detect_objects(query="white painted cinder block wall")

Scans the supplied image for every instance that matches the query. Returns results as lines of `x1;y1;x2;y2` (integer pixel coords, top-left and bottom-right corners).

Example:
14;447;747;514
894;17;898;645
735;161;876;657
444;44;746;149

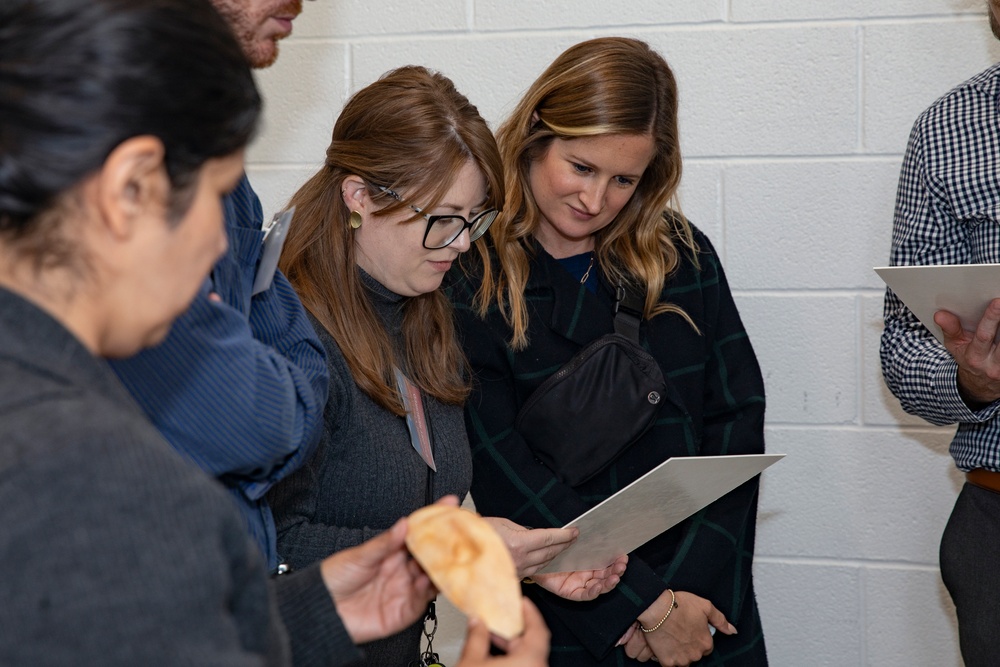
247;1;1000;665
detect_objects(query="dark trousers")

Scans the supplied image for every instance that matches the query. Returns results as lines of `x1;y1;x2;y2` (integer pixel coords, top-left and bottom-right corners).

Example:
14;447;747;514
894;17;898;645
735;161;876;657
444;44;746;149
940;482;1000;667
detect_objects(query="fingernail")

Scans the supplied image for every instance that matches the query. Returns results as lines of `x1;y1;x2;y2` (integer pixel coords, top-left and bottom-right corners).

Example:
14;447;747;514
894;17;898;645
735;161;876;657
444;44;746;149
728;623;738;635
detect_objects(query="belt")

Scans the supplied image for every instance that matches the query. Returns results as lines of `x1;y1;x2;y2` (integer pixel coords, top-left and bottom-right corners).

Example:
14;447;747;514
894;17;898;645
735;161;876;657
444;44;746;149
966;468;1000;494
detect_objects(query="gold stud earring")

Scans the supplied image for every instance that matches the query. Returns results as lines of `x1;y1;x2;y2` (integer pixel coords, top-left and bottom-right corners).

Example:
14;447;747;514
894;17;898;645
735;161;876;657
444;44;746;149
349;211;362;229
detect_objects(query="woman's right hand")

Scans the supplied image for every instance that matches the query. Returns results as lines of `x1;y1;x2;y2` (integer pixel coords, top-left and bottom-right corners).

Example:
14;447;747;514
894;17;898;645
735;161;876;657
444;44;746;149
481;517;578;578
638;590;736;666
456;598;550;667
621;622;656;662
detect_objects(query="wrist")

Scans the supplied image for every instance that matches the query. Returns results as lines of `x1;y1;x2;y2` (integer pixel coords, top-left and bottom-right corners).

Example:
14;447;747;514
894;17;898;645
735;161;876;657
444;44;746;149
639;589;676;633
319;556;357;630
956;367;1000;409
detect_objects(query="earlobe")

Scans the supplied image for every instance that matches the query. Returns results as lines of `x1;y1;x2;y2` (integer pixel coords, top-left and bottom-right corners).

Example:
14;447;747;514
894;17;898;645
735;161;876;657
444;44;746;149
95;135;168;240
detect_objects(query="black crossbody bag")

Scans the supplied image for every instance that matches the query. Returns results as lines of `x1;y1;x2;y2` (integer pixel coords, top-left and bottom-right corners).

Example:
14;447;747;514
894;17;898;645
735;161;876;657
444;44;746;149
514;282;667;487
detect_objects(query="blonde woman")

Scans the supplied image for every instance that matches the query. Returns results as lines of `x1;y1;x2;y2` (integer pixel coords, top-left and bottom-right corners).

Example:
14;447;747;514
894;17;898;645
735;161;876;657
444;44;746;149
451;38;768;666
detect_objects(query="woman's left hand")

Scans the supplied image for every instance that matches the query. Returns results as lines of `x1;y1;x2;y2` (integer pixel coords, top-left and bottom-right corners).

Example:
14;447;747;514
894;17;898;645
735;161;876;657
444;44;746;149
640;590;735;666
531;554;628;601
482;517;578;577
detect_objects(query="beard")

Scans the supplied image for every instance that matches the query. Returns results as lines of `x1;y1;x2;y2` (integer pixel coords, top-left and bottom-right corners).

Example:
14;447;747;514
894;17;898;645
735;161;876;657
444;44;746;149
210;0;303;69
991;1;1000;41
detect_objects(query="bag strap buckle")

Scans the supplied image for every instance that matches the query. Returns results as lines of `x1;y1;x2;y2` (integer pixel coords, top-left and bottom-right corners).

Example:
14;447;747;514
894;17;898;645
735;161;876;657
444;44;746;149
614;281;644;342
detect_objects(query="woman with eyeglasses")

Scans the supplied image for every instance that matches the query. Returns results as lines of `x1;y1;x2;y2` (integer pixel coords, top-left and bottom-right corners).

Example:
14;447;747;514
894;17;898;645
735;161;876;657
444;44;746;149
268;65;626;666
450;38;768;666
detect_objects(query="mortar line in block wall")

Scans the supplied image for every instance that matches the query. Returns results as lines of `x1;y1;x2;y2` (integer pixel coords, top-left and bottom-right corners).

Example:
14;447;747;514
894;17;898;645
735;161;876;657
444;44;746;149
731;289;889;298
754;556;941;572
343;42;352;98
855;294;866;428
717;14;984;29
857;23;866;152
283;14;988;45
761;423;952;436
719;165;728;264
684;154;904;164
859;566;868;665
248;154;906;168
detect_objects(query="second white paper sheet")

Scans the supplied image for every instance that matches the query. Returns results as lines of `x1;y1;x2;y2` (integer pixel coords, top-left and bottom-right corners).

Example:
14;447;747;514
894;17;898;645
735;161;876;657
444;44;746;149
537;453;783;574
875;263;1000;345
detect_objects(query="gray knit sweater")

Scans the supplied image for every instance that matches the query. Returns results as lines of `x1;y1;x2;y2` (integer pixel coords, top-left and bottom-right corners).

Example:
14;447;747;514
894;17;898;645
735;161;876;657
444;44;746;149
270;271;473;666
0;287;360;667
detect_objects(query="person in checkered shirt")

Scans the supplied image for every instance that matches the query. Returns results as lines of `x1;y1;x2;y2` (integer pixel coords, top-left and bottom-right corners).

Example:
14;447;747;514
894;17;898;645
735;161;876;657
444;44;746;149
881;3;1000;665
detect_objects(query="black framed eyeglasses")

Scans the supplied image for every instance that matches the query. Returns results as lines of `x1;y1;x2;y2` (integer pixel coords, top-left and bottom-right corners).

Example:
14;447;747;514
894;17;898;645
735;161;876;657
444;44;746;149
375;185;499;250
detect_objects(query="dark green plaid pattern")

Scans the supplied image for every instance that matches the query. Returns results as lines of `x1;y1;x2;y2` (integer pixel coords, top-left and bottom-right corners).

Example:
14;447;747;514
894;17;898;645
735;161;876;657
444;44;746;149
449;225;768;665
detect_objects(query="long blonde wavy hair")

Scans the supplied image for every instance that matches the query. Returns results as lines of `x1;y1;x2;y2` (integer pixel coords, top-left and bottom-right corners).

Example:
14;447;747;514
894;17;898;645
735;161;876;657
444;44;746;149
473;37;698;349
280;66;504;414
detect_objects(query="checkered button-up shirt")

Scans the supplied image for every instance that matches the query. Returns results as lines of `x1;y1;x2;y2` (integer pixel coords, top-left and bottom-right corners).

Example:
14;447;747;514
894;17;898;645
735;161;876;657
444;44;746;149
881;61;1000;472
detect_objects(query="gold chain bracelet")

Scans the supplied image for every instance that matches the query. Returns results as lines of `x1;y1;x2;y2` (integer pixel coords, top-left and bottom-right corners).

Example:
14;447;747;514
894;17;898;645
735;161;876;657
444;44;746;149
639;589;677;633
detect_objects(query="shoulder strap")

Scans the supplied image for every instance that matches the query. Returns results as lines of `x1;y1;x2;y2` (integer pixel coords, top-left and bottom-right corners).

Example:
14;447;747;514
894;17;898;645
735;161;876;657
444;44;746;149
613;281;645;342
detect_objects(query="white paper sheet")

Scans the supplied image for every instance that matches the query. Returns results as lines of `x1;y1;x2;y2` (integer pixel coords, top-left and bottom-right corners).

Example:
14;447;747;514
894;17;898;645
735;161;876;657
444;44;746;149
536;453;784;574
252;206;295;296
875;263;1000;345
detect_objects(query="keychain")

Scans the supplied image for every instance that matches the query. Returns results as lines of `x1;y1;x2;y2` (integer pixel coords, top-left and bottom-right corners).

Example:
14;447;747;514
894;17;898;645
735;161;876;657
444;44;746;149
408;601;446;667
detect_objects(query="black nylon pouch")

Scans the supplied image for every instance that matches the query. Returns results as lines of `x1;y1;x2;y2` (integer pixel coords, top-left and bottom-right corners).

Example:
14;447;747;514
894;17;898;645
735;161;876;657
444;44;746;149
514;283;666;486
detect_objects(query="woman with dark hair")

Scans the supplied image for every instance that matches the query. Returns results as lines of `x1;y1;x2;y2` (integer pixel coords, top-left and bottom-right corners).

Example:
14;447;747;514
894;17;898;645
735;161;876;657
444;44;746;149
0;2;554;665
269;65;624;665
451;37;768;666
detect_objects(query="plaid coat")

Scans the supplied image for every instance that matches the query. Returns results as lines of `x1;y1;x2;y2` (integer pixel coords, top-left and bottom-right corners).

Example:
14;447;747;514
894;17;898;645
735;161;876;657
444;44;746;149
449;226;768;666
